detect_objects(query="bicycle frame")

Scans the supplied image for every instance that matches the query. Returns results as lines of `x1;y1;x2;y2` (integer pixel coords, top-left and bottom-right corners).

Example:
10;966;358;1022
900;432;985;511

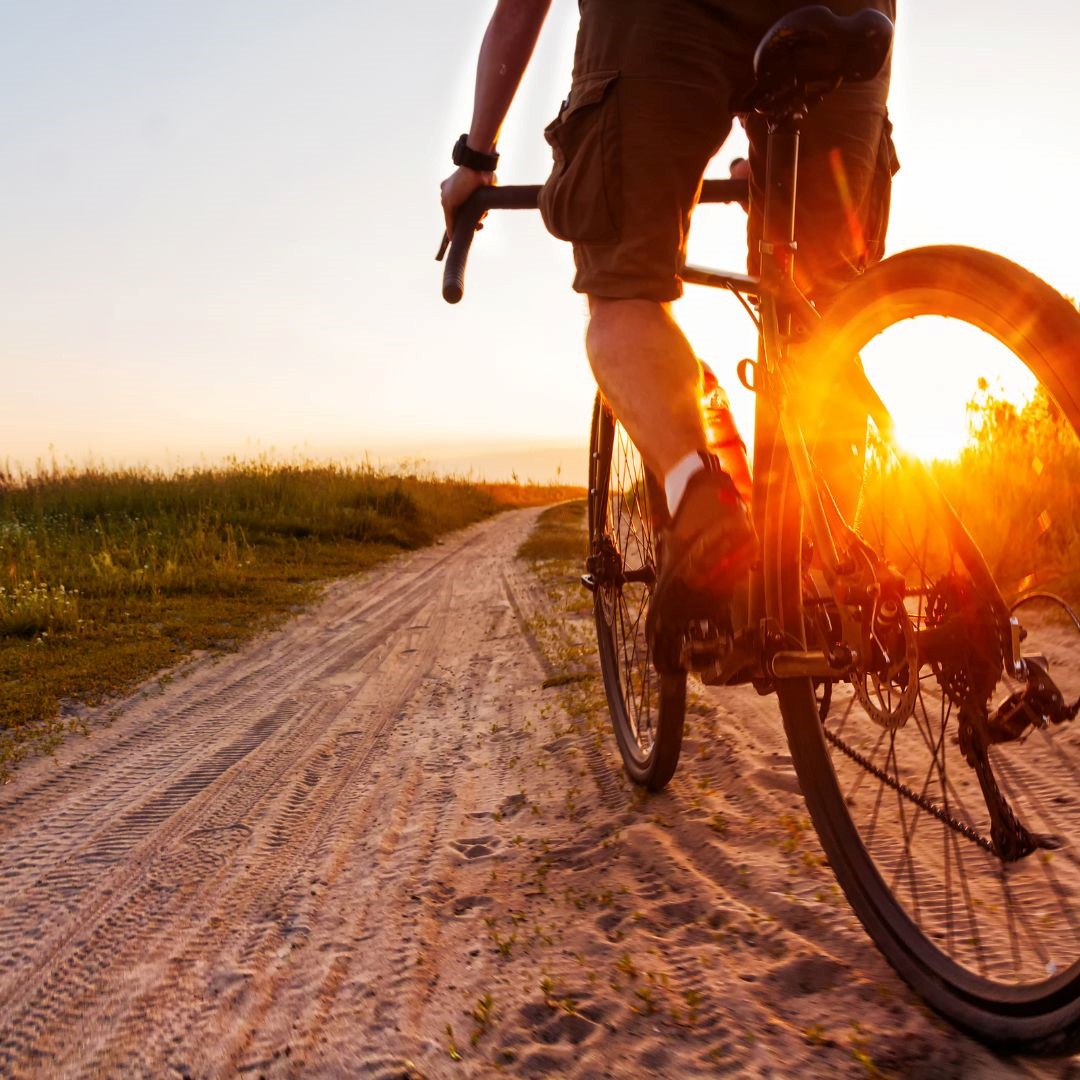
684;117;1026;688
436;124;1026;689
683;117;859;683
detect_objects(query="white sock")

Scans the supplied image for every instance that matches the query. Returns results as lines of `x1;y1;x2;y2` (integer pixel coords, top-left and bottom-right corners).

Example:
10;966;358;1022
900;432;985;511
665;450;706;517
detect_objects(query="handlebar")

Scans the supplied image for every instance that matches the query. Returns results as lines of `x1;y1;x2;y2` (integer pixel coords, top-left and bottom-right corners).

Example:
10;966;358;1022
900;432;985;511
436;178;749;304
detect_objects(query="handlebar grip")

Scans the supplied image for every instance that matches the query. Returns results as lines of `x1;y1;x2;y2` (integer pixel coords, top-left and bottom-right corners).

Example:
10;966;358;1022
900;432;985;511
442;209;478;304
439;185;541;304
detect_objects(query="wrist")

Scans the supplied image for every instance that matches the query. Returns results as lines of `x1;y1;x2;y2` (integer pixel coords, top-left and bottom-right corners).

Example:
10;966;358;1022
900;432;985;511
452;133;499;173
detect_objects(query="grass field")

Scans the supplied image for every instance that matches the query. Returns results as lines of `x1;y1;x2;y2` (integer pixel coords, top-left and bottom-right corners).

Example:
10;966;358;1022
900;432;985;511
858;384;1080;607
0;460;583;778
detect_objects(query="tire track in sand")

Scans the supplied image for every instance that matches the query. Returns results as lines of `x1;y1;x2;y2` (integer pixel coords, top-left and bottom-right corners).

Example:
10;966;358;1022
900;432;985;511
0;505;1070;1078
0;511;538;1077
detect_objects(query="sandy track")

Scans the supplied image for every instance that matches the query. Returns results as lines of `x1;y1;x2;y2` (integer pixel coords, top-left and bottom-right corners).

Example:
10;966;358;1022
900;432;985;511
0;508;1073;1078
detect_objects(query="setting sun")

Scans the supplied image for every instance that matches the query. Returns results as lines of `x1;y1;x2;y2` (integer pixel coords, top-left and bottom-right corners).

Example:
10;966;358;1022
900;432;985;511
858;315;1039;462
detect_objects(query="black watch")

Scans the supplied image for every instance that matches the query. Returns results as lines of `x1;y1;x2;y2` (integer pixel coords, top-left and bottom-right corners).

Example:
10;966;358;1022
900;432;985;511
452;134;499;173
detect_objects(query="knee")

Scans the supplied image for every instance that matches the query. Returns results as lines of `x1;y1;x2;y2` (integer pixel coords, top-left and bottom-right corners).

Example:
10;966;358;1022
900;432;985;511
586;296;670;344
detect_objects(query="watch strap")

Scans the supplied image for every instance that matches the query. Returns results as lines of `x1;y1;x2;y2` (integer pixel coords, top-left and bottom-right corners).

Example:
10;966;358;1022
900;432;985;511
452;133;499;172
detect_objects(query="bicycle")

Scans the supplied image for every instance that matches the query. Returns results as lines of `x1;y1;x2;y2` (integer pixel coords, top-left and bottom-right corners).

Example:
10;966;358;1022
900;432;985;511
438;7;1080;1054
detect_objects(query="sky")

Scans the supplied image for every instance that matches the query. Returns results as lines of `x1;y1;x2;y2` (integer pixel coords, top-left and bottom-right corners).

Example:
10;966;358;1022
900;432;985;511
2;2;1078;482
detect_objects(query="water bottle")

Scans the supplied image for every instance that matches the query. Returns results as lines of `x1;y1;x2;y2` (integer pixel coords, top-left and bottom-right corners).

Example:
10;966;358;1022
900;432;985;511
700;360;753;506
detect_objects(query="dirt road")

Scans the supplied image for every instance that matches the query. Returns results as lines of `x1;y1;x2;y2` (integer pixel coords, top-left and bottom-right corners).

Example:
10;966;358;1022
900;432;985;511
0;509;1072;1077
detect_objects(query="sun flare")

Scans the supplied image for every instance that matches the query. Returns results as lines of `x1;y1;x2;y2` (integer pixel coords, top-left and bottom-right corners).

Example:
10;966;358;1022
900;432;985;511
860;315;1038;462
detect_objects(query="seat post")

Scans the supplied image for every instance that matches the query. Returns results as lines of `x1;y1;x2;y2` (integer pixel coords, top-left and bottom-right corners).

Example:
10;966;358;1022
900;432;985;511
760;118;800;303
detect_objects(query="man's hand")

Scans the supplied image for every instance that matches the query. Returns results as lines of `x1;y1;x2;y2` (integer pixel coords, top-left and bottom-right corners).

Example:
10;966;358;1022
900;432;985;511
438;0;550;241
440;165;495;240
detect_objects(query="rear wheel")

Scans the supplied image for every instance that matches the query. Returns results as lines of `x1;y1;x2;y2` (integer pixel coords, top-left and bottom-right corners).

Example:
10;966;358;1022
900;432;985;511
769;247;1080;1052
588;394;686;790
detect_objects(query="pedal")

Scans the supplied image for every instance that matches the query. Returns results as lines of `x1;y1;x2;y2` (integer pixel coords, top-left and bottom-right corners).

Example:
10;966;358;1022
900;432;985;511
680;619;734;674
701;628;759;686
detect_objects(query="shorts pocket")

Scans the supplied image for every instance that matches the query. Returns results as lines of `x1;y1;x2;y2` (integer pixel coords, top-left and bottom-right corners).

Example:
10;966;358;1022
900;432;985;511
864;112;899;266
538;70;621;243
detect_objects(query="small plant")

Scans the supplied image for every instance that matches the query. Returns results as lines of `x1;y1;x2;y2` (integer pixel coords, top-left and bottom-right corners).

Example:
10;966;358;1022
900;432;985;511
849;1030;882;1077
532;924;554;946
492;930;516;959
445;1023;462;1061
0;581;79;638
469;993;495;1045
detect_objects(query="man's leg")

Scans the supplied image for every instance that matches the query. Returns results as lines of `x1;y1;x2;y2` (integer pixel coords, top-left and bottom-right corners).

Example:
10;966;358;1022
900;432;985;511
540;0;740;494
587;292;755;656
585;297;707;481
538;1;756;637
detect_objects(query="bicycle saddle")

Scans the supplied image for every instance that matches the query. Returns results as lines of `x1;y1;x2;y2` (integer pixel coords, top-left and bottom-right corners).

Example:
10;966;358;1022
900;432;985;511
743;5;894;118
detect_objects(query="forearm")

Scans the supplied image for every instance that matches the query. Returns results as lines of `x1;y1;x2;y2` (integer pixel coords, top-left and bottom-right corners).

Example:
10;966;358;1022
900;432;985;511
466;0;552;153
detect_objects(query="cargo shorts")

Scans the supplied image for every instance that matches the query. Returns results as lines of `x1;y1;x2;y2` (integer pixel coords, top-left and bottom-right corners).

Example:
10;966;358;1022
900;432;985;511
538;0;898;306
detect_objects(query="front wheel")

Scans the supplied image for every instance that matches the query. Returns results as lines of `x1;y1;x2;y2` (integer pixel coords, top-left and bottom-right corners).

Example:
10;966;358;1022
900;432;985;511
769;247;1080;1052
588;394;686;790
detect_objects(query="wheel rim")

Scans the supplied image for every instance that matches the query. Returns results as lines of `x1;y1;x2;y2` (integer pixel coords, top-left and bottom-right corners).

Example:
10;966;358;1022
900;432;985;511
594;414;662;763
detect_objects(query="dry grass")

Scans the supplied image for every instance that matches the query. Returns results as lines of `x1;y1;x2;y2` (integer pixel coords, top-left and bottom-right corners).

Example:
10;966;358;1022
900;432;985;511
934;384;1079;603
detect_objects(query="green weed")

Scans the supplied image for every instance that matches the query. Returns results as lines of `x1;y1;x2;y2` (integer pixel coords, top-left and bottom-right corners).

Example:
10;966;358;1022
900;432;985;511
0;460;581;778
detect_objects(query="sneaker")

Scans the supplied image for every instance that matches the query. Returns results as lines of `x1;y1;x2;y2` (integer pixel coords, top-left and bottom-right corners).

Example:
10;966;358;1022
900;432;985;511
647;464;757;673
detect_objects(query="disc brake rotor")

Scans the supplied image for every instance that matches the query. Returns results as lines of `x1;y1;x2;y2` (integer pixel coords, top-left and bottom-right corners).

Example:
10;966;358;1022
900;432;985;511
853;602;919;729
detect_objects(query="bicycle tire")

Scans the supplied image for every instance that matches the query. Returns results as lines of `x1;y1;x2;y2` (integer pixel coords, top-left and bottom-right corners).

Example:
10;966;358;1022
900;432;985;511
588;393;687;790
767;246;1080;1052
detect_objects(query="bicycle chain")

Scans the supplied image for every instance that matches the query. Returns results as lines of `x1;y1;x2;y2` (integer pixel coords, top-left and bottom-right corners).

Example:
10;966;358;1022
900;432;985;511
822;724;995;854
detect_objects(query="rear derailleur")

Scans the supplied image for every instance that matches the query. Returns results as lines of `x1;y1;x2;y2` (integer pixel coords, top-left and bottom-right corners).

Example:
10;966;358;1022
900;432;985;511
951;616;1078;862
957;688;1070;861
986;656;1079;743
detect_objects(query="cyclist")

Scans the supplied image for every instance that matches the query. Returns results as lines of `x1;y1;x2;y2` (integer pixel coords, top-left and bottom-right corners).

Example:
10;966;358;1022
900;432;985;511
440;0;897;643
